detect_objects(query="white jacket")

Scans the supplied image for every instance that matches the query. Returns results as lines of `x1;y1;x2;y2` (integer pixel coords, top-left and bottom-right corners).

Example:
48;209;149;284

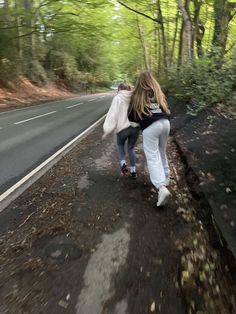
103;90;138;136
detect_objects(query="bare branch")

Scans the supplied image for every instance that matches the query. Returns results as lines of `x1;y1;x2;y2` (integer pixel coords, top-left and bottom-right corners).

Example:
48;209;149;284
225;41;236;55
228;2;236;9
0;25;24;30
36;0;52;11
56;12;80;17
229;10;236;21
117;1;161;24
14;30;38;38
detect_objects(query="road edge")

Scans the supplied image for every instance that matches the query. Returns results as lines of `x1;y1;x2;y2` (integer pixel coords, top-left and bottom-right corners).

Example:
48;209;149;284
173;137;236;264
0;114;106;212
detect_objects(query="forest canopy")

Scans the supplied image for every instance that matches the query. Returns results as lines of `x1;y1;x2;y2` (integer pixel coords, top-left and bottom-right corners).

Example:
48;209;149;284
0;0;235;111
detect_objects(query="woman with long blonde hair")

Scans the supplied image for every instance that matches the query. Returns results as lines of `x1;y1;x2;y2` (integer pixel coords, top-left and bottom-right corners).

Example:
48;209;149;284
129;71;171;206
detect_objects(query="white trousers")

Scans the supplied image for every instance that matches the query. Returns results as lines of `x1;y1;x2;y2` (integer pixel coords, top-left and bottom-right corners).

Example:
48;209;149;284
143;119;170;189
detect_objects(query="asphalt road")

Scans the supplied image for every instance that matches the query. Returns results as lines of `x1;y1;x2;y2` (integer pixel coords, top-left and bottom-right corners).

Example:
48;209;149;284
0;93;114;195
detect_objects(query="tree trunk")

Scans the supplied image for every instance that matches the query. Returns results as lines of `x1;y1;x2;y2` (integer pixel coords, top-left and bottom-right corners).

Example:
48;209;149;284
177;17;184;67
196;22;205;58
157;25;162;75
156;0;168;76
170;10;179;67
153;22;158;75
3;0;9;8
178;0;192;64
136;16;150;71
212;0;236;60
23;0;35;58
15;0;23;65
192;0;202;59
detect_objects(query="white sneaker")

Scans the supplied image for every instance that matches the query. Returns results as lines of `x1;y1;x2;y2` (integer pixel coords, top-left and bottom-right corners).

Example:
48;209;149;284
156;186;171;207
165;177;170;186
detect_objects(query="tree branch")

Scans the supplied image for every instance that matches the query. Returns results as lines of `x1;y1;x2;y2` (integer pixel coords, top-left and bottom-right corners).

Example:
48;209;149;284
14;30;38;38
225;40;236;55
117;1;161;24
0;25;24;30
229;10;236;21
228;2;236;9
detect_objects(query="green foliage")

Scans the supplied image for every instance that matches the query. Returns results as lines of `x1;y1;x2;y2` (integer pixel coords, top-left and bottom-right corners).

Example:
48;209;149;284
45;50;80;90
168;54;236;113
0;58;20;88
24;60;48;86
0;0;235;107
0;24;20;87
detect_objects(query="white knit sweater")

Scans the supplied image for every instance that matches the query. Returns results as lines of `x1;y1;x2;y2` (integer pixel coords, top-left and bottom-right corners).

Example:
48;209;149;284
103;90;138;136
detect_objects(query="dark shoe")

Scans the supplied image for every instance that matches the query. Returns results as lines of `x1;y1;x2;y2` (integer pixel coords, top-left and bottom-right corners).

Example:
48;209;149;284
121;164;128;176
130;172;137;179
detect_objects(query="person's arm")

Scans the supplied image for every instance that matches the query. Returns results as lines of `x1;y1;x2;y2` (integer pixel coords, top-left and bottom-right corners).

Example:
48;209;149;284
102;96;119;138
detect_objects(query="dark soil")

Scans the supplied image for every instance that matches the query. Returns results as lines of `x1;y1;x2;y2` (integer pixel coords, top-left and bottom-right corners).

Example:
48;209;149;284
172;108;236;260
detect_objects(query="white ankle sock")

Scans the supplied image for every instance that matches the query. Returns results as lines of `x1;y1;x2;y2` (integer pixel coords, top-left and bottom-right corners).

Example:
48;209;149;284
129;166;136;173
120;160;126;167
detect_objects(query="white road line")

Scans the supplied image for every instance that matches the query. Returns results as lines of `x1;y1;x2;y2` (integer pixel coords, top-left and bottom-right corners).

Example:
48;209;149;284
88;98;96;102
66;103;83;109
99;96;105;98
0;114;106;210
0;96;83;115
14;111;57;125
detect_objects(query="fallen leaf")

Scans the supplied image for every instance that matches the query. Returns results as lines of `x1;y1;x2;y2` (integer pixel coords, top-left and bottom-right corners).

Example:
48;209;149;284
204;263;210;272
58;300;68;309
193;239;198;247
182;270;190;281
150;301;155;312
177;207;186;214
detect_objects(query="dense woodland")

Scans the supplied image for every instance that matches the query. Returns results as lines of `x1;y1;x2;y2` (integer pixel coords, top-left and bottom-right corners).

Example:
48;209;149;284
0;0;236;112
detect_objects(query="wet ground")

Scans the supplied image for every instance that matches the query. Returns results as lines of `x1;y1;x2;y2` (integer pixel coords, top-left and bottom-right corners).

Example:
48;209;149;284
0;123;236;314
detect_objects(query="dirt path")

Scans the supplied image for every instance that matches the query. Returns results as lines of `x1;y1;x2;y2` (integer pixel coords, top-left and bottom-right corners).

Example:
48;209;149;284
0;124;235;314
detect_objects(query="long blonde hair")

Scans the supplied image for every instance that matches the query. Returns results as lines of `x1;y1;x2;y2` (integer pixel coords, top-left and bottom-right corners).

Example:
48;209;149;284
130;71;170;119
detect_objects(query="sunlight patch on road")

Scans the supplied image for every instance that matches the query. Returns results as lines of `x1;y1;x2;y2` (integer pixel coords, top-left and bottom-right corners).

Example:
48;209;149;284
76;226;130;314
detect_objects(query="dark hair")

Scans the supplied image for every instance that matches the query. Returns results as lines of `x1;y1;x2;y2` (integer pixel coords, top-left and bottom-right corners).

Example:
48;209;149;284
118;82;131;91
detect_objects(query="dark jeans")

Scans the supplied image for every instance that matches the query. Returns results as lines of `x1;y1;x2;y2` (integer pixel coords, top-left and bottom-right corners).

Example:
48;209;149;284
116;126;139;167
